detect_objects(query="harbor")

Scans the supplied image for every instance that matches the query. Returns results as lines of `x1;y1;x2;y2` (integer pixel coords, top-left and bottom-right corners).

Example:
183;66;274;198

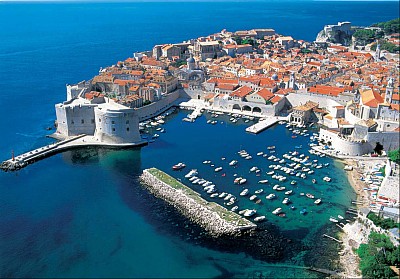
245;117;281;134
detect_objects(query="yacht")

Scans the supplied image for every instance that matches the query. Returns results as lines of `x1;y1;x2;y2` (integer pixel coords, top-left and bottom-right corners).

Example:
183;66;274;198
323;176;331;182
249;195;258;201
272;208;282;215
244;209;257;217
250;166;258;172
254;216;266;222
172;162;186;170
285;190;293;195
240;189;249;196
239;178;247;185
282;197;290;204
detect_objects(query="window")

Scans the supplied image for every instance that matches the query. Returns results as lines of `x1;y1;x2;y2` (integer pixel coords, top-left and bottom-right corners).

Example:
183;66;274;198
112;128;115;132
126;120;129;124
81;119;84;124
71;120;74;124
112;121;115;124
127;128;129;132
99;118;101;122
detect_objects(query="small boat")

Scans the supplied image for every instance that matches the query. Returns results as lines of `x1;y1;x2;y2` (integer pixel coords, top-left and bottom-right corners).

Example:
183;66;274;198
338;215;344;220
277;213;286;217
224;194;233;201
254;216;266;222
245;156;252;160
239;178;247;185
267;146;276;150
203;160;211;164
314;198;322;205
290;180;297;185
229;160;238;166
172;163;186;170
218;192;227;198
231;206;238;212
329;217;339;223
244;209;257;217
255;189;264;194
300;208;307;215
266;193;276;200
257;152;264;156
306;193;314;199
249;195;258;201
282;197;290;204
323;176;331;182
285;190;293;195
240;189;249;196
312;179;316;184
258;179;268;184
189;176;198;182
215;167;223;172
250;166;258;172
272;207;282;215
210;193;219;198
290;205;296;210
185;169;198;178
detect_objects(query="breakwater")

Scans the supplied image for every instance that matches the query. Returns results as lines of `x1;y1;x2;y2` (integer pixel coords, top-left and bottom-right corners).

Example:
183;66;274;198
140;168;256;237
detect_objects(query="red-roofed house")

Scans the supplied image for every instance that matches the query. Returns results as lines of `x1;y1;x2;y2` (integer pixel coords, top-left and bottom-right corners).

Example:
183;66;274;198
245;88;274;104
230;86;254;101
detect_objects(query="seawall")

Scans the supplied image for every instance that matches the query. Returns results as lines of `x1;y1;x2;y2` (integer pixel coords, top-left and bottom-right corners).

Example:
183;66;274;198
140;168;257;237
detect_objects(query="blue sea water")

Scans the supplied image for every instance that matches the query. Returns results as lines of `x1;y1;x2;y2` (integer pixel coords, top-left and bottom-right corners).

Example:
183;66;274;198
0;1;399;278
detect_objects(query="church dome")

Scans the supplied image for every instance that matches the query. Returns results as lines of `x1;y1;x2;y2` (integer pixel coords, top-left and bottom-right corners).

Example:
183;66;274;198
272;73;278;81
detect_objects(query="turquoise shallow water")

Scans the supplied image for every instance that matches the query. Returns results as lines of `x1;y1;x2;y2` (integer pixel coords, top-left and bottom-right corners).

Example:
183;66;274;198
0;1;398;277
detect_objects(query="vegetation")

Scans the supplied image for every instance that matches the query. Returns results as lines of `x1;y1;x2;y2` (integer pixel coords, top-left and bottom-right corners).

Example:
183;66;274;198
357;232;400;279
353;29;376;45
371;40;400;53
367;212;400;230
372;18;400;35
171;60;187;68
388;148;400;164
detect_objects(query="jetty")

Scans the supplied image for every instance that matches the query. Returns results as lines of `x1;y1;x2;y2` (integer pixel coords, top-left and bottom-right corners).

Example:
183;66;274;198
1;134;147;172
246;117;279;134
140;168;257;237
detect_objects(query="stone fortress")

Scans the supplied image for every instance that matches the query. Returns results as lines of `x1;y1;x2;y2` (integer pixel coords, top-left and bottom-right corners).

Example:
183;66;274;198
52;27;399;156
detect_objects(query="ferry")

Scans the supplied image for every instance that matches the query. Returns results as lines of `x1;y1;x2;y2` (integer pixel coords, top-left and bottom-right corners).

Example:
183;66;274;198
185;169;198;178
314;198;322;205
240;189;249;196
272;208;282;215
254;216;266;222
172;163;186;170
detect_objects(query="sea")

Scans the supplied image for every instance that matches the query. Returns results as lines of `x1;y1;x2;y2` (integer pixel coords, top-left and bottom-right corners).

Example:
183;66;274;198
0;1;399;278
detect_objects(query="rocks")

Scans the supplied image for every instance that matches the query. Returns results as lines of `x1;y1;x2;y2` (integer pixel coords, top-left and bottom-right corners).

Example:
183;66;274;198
140;169;256;237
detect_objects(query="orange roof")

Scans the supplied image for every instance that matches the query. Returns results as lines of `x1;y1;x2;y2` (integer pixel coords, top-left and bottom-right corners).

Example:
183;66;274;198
392;94;400;101
114;79;131;86
308;85;345;97
230;86;253;98
255;88;274;100
217;83;237;91
360;89;384;108
270;95;281;104
390;104;399;111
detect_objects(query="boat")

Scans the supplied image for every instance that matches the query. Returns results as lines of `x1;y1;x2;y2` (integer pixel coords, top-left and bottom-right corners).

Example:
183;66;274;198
215;167;223;172
338;215;344;220
323;176;331;182
314;198;322;205
224;194;233;201
265;193;276;200
258;179;268;184
329;217;339;223
210;193;219;198
239;178;247;185
203;160;211;164
277;213;286;217
231;206;238;212
229;160;238;166
272;208;282;215
172;163;186;170
267;146;275;150
300;208;307;215
290;205;296;210
312;179;317;184
290;180;297;185
185;169;198;178
245;156;252;160
240;189;249;196
218;192;227;198
257;152;264;156
249;195;258;201
306;193;315;199
250;166;258;172
282;197;290;204
285;190;293;195
189;176;198;182
255;189;264;194
244;209;257;217
254;216;266;222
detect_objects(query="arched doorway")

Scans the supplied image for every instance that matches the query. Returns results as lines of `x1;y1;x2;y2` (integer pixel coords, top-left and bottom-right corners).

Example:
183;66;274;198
253;107;262;113
242;105;251;112
232;104;241;111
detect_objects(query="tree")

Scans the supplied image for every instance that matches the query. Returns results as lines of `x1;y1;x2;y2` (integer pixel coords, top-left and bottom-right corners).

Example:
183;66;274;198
388;148;400;163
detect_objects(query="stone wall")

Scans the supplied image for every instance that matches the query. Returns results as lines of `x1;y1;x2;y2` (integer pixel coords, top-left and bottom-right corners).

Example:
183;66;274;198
140;169;256;237
135;90;181;121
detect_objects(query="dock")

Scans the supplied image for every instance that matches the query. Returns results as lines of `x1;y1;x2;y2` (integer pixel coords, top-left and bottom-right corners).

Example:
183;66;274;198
1;134;147;172
245;117;279;134
140;168;257;237
323;234;343;243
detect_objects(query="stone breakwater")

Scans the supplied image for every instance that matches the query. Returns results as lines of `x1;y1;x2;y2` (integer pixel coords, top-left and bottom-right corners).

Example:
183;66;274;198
140;168;256;237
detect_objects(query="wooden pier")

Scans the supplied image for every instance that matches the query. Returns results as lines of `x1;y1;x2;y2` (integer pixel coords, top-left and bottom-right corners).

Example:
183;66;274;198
323;234;343;243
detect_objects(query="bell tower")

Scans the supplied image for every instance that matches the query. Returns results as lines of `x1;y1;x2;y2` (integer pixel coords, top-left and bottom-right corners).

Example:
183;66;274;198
385;77;394;104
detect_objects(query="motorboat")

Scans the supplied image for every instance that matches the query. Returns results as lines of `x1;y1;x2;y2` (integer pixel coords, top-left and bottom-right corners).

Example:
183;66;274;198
229;160;238;166
314;198;322;205
312;179;317;184
185;169;198;178
249;195;258;201
240;189;249;196
282;197;290;204
231;206;238;212
255;189;264;194
210;193;219;198
189;176;198;182
257;152;264;156
239;178;247;185
172;163;186;170
285;190;293;195
323;176;331;182
250;166;258;172
258;179;268;184
338;215;344;220
306;193;315;199
329;217;339;223
218;192;227;198
215;167;223;172
254;216;266;222
244;209;257;217
290;180;297;185
265;193;276;200
272;208;282;215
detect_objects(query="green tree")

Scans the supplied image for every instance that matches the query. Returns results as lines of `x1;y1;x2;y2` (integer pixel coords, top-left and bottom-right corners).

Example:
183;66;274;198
353;29;376;45
388;148;400;163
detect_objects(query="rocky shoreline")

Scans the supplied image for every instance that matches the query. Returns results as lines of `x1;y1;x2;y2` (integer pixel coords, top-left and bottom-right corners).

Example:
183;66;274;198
140;168;257;237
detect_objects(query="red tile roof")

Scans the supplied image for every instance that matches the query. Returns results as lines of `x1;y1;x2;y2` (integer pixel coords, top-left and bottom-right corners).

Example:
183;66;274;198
230;86;253;98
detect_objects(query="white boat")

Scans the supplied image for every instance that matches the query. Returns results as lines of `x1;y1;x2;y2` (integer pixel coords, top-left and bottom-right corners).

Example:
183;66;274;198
244;209;257;217
255;189;264;194
338;215;344;220
323;176;331;182
245;156;252;160
267;171;274;175
258;179;268;184
203;181;213;187
290;180;297;185
329;217;339;223
224;194;233;201
218;192;227;198
239;178;247;185
344;165;353;171
229;160;238;166
207;188;216;194
240;189;249;196
189;176;198;182
282;197;290;204
210;193;218;198
266;193;276;200
257;152;264;156
272;207;282;215
254;216;266;222
192;179;200;184
250;166;258;172
185;169;198;178
231;206;239;212
203;160;211;164
249;195;258;201
215;167;223;172
285;190;293;195
314;198;322;205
